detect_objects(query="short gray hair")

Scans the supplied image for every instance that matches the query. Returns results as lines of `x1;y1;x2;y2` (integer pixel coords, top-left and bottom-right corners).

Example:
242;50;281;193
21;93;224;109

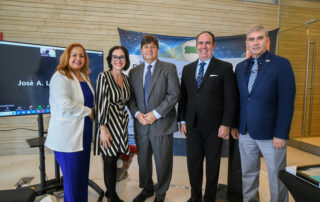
246;24;268;39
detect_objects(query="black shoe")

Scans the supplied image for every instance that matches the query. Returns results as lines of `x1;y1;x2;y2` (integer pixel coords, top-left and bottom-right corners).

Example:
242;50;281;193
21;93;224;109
133;189;154;202
110;197;124;202
110;196;124;202
154;196;164;202
105;191;124;202
186;197;202;202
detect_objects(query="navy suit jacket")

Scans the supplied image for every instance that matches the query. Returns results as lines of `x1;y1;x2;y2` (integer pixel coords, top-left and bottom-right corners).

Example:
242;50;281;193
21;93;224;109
235;51;296;140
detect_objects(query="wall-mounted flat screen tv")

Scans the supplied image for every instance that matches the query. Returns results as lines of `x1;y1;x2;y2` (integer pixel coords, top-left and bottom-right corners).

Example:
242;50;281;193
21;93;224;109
0;41;103;117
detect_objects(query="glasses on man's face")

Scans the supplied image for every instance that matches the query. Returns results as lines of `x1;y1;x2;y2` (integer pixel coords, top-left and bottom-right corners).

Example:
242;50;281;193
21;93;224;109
111;55;125;61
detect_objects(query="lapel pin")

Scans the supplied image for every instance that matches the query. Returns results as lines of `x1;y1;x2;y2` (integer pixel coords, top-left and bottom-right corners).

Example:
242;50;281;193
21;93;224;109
266;59;270;62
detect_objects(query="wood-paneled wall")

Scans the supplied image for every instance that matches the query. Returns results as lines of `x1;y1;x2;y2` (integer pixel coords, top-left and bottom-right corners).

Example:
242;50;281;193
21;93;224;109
0;0;279;155
278;0;320;138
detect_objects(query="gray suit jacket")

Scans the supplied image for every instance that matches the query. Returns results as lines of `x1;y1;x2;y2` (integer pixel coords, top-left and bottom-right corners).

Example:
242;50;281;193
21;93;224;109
128;60;180;136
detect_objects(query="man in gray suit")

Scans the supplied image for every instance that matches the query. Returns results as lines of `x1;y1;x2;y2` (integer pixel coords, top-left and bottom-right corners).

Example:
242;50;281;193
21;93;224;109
128;34;180;202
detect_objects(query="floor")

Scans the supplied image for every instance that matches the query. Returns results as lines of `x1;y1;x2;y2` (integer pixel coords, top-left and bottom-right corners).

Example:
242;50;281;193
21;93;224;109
292;136;320;146
290;136;320;156
1;146;320;202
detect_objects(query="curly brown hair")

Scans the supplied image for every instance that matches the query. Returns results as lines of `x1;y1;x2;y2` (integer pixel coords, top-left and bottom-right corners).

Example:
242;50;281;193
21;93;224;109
56;43;90;80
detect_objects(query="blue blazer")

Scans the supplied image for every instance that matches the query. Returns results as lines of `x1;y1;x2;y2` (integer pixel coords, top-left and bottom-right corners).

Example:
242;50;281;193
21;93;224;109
235;51;296;140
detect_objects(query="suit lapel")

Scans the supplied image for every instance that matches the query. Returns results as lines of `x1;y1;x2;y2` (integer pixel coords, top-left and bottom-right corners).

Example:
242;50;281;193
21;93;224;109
250;53;271;94
136;64;144;94
190;61;198;90
198;57;215;89
147;60;162;100
238;59;250;95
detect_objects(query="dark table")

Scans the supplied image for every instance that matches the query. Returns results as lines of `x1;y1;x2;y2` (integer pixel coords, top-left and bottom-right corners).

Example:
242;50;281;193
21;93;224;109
279;169;320;202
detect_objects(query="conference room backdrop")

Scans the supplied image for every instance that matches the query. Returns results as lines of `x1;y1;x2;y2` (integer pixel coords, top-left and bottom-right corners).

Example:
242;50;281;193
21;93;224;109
118;28;278;153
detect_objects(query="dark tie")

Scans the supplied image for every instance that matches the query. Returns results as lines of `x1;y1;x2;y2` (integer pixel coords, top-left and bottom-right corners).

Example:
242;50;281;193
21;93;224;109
196;62;205;88
144;65;152;111
248;59;258;93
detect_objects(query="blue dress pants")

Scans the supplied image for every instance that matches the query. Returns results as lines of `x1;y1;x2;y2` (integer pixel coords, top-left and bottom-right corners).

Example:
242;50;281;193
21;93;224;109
54;117;92;202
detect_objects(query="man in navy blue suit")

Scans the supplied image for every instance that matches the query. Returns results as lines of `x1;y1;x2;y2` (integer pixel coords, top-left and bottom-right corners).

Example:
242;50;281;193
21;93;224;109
232;24;296;202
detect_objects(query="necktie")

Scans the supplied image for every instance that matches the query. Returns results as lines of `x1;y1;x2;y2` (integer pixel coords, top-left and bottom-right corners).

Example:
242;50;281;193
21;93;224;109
248;59;258;93
196;62;205;88
144;65;152;111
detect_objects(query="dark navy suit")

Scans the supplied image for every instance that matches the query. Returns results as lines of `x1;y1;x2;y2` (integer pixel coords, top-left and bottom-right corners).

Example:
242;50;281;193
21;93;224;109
236;51;295;140
235;51;295;202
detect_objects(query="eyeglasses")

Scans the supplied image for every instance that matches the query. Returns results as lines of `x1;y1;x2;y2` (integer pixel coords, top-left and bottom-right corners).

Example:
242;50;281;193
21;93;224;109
111;55;125;61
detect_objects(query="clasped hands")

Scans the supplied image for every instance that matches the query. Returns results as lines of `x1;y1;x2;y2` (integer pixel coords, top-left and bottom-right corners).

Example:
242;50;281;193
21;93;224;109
137;112;156;125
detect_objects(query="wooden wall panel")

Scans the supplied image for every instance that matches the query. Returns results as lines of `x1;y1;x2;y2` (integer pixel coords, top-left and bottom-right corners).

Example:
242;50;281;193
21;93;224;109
278;0;320;138
0;0;279;155
0;0;279;51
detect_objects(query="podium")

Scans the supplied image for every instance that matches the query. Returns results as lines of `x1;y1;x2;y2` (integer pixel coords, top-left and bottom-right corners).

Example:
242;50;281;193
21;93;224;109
216;137;243;201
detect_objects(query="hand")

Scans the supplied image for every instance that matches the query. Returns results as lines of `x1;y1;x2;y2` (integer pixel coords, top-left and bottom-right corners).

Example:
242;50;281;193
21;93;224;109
218;125;230;139
273;137;286;149
180;123;187;137
100;126;112;149
144;112;156;124
89;108;94;120
137;112;149;125
231;128;239;139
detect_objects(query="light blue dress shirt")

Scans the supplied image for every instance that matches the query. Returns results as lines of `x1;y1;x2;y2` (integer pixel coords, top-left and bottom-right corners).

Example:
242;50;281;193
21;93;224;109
180;56;212;125
195;57;212;79
135;60;161;119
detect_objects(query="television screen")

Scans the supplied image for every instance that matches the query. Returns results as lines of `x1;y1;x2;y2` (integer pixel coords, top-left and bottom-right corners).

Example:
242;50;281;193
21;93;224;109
0;41;103;117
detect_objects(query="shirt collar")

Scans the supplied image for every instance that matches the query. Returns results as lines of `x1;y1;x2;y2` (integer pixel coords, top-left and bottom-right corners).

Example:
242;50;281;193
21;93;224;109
249;51;268;65
144;60;157;69
198;56;212;66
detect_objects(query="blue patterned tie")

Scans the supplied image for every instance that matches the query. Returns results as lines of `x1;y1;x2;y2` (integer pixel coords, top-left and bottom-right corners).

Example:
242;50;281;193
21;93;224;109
144;65;152;111
196;62;205;88
248;59;258;93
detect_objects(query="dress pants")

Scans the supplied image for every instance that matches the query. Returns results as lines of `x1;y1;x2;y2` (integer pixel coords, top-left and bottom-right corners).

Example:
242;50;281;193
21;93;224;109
186;126;222;202
54;117;92;202
135;134;173;200
239;133;288;202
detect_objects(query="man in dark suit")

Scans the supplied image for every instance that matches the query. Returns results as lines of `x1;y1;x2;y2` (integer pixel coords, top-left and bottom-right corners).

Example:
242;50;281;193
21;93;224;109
178;31;238;202
128;34;180;202
233;24;295;202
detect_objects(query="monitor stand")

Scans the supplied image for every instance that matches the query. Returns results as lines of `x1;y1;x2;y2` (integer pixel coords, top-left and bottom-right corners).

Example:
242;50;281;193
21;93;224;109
26;114;104;201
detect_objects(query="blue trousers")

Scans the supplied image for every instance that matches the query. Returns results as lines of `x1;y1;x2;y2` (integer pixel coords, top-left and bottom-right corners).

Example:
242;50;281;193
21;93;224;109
54;118;92;202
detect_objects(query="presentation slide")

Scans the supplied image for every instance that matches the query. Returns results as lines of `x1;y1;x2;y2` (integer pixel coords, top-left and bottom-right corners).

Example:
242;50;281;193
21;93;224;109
0;41;103;117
